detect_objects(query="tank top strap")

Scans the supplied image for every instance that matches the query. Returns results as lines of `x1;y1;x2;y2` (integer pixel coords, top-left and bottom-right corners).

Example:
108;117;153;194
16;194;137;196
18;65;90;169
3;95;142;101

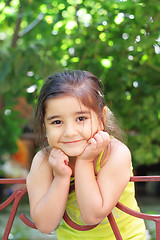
96;135;113;172
70;148;106;181
96;149;105;173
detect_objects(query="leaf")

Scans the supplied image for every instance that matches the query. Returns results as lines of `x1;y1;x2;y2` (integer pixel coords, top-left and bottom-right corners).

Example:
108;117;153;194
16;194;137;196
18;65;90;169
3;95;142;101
13;53;29;76
0;60;12;83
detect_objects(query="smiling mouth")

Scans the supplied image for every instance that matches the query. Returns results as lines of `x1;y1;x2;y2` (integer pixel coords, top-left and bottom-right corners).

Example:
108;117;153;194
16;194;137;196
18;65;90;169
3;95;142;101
63;140;83;144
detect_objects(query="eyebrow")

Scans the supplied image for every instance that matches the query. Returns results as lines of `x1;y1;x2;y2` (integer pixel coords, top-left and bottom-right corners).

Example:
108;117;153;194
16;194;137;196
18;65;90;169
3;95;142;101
46;115;61;121
46;111;90;121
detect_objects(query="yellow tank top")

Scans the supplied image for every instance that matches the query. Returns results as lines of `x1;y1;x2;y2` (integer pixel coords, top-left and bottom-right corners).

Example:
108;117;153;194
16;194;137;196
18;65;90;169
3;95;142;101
56;153;146;239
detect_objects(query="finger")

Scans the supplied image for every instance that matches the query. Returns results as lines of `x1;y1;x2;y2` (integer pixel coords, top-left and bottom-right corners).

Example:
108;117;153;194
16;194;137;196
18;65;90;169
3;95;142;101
49;148;68;166
64;160;68;165
87;137;97;148
98;131;111;145
51;148;67;159
50;148;60;159
93;133;103;149
64;156;69;165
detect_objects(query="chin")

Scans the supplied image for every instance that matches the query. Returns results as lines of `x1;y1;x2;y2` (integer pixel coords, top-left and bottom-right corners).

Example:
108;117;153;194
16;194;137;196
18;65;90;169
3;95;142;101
63;148;85;157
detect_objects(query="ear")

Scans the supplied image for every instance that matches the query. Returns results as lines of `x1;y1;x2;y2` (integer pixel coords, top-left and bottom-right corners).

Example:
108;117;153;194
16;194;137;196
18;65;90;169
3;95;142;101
100;106;107;130
102;106;107;123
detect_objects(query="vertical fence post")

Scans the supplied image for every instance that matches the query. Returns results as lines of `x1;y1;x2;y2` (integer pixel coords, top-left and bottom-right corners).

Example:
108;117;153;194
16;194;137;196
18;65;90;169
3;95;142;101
2;188;27;240
107;212;123;240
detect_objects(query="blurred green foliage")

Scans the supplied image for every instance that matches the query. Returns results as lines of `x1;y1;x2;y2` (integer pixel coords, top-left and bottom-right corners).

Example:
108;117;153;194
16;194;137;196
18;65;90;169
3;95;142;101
0;0;160;168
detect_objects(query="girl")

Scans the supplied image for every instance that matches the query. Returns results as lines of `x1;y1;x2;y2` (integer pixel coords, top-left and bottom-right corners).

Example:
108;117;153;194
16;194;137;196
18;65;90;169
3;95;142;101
27;70;146;239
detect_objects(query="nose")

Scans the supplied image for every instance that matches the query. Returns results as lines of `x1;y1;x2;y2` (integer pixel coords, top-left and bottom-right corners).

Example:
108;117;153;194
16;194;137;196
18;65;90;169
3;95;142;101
63;122;78;138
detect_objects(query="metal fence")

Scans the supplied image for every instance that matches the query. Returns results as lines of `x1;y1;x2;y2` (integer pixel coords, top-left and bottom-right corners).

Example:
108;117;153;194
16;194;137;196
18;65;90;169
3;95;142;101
0;176;160;240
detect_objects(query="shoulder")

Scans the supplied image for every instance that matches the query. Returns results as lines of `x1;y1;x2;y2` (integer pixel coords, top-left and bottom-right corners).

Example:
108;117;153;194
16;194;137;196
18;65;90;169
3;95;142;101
97;138;132;214
97;138;131;191
29;148;49;170
27;148;53;184
110;138;131;159
102;138;131;173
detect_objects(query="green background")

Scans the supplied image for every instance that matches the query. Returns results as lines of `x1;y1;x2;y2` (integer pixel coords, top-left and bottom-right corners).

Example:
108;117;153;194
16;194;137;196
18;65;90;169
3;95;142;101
0;0;160;168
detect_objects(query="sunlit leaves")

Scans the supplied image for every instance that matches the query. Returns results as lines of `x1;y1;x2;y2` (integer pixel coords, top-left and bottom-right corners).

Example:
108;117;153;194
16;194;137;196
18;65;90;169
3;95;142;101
54;21;64;31
45;15;53;24
114;13;124;25
77;8;92;26
39;4;48;13
101;58;112;69
99;32;107;42
140;54;149;64
0;0;160;167
66;20;77;30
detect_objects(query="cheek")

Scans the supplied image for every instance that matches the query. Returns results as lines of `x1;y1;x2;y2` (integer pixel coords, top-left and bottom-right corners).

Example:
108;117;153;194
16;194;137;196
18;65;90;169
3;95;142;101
82;122;92;138
47;135;58;148
82;124;97;140
46;128;56;142
84;129;92;139
89;120;103;137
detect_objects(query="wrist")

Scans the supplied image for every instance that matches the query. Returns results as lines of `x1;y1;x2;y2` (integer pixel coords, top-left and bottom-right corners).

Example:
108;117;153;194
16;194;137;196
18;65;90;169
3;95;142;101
76;154;94;162
53;175;71;190
75;158;94;169
54;173;71;182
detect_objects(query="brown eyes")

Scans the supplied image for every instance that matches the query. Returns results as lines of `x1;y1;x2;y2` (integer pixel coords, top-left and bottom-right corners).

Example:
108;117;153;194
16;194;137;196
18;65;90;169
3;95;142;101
51;116;87;125
77;116;87;122
52;120;62;125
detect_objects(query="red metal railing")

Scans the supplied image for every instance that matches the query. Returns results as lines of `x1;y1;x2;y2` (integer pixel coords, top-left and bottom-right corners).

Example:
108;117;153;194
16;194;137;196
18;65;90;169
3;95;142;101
0;176;160;240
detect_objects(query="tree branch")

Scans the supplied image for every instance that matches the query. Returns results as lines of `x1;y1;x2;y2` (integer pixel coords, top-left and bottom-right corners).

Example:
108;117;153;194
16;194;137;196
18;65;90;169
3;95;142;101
145;62;160;73
75;5;80;28
11;3;23;48
0;0;12;14
18;12;45;37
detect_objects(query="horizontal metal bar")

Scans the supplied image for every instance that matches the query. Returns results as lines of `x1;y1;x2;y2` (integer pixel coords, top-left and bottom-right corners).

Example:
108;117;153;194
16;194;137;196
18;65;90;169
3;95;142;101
130;176;160;182
0;178;26;184
1;176;160;185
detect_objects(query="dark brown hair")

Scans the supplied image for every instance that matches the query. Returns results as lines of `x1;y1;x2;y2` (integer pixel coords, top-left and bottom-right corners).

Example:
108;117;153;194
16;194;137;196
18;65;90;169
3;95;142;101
34;70;123;148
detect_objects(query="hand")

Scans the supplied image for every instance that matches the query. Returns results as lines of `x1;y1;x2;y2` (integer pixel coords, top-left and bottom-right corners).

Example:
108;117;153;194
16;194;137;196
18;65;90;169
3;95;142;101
77;131;111;162
48;148;72;178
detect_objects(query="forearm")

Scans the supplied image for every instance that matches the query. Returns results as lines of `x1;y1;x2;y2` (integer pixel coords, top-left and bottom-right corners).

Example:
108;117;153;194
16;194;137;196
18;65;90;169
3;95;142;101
32;176;70;233
75;160;105;225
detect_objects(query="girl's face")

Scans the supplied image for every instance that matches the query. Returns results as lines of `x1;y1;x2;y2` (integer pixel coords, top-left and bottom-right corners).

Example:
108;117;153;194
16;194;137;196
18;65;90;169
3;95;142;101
44;95;104;157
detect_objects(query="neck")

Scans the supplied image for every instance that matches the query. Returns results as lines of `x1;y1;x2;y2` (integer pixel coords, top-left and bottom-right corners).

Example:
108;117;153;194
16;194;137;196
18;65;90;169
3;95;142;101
68;156;76;176
69;156;76;162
